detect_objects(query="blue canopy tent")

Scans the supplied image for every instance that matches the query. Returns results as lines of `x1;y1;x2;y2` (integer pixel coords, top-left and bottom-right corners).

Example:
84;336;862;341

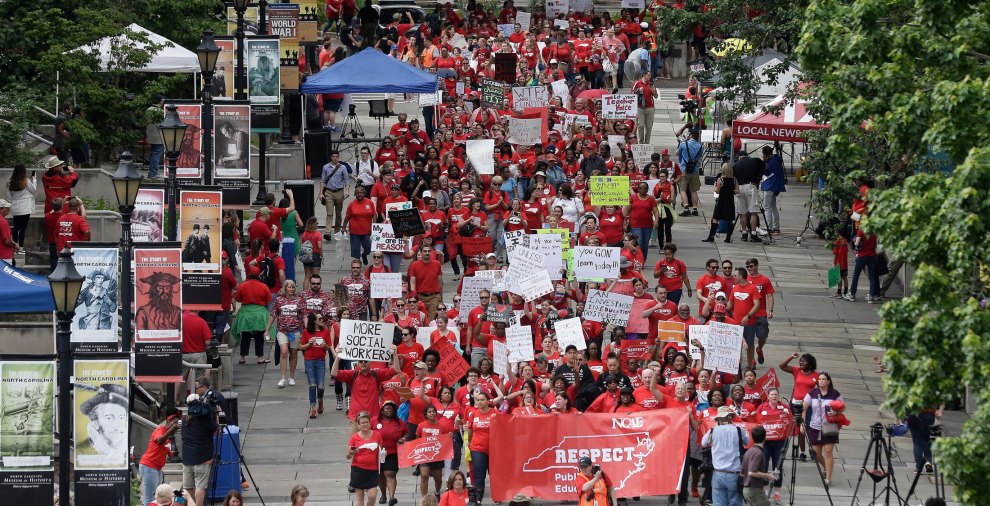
300;48;438;94
0;260;55;313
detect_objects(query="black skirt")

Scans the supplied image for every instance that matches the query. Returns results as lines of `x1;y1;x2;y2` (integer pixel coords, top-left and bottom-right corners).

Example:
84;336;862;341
350;466;380;490
380;453;399;472
712;177;737;221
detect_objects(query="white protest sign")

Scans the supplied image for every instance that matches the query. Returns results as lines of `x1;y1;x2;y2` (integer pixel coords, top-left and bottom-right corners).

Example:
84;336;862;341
688;325;708;360
450;33;468;50
508;116;542;146
607;134;625;156
529;234;563;280
621;0;645;7
372;223;407;253
456;81;465;96
497;24;515;38
419;89;443;107
416;326;435;349
583;289;635;326
601;94;638;120
644;179;661;194
475;269;506;292
517;269;554;301
554;317;586;351
371;273;403;299
466;139;495;175
573;246;621;280
516;11;531;31
705;322;744;374
338;320;396;361
511;86;550;110
460;276;494;322
507;245;544;278
632;143;654;168
492;340;509;377
550;79;570;109
546;0;569;19
563;113;590;135
571;0;593;10
504;229;527;254
505;325;535;363
553;19;569;30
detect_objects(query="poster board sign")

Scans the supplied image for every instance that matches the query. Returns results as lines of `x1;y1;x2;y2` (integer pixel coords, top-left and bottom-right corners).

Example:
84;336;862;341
625;299;652;334
590;176;631;206
515;11;531;31
601;94;638;120
460;276;494;322
550;79;570;108
70;247;119;353
511;86;550;110
705;322;744;374
632;144;654;169
481;79;507;109
466;139;495;174
620;339;651;370
528;234;563;280
494;53;518;83
756;368;782;400
517;270;553;301
583;289;634;326
497;24;515;38
545;0;569;19
505;325;535;363
571;0;593;10
371;273;403;299
433;339;470;386
573;246;620;280
553;317;586;351
688;325;708;360
398;435;454;467
73;358;130;504
246;37;281;104
387;208;426;237
607;135;625;158
508;116;543;146
657;321;686;343
462;236;494;256
133;188;165;243
0;360;55;504
372;223;407;253
504;229;527;254
492;340;509;377
621;0;645;7
213;103;251;178
337;320;396;361
474;269;506;292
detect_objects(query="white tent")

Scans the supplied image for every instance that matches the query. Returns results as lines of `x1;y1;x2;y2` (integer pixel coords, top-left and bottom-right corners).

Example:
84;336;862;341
72;23;199;73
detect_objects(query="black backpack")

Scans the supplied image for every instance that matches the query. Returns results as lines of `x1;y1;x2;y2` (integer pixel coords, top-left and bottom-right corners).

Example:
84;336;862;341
258;255;279;289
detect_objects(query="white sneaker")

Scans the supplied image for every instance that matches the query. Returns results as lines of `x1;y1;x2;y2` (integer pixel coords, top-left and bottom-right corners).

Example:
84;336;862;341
288;378;296;386
277;378;286;388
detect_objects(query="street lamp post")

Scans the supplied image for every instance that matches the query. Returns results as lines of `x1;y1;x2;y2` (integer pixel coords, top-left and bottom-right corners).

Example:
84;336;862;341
232;0;249;101
49;247;84;505
197;30;221;186
111;151;142;353
160;104;188;241
254;0;272;205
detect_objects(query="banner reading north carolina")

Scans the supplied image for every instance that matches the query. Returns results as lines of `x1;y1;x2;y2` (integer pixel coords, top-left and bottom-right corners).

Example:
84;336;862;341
0;361;55;504
490;409;690;501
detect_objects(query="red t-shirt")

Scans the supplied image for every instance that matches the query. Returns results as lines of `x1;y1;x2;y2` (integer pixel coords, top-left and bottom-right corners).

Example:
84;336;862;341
0;218;13;260
138;424;173;469
729;282;762;325
597;209;625;244
335;367;398;420
466;408;498;453
348;431;384;470
300;329;331;361
373;416;408;454
44;210;65;245
234;279;273;307
791;368;819;404
396;341;425;377
346;198;376;235
654;257;688;292
628;195;657;228
747;273;774;318
408;259;443;294
695;273;728;313
181;312;212;353
631;80;656;108
55;212;89;251
247;218;274;252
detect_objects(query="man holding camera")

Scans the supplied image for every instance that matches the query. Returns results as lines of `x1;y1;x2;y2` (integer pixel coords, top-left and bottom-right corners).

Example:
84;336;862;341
182;376;225;506
702;406;751;506
575;456;618;506
677;130;704;217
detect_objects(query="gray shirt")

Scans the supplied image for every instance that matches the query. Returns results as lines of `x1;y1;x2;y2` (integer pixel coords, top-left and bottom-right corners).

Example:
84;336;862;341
702;423;750;472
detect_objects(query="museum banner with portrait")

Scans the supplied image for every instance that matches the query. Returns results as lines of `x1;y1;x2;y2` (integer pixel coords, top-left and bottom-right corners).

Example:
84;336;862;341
0;360;55;503
73;358;130;506
70;245;120;353
246;36;280;104
133;187;165;243
180;188;222;310
173;101;204;182
134;246;183;383
213;102;252;207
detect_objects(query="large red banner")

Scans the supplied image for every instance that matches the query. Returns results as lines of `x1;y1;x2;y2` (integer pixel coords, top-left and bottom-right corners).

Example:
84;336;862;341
397;435;454;468
490;409;690;501
755;368;781;400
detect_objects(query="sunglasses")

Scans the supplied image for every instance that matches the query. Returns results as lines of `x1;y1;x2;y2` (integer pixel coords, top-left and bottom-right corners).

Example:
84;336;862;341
746;264;756;268
373;255;383;259
707;265;717;269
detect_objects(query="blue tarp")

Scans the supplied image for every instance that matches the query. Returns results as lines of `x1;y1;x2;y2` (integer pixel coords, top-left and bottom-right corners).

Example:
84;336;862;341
0;260;55;313
300;48;439;94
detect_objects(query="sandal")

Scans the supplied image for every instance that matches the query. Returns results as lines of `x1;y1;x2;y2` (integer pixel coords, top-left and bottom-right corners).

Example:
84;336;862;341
257;359;271;364
238;358;246;364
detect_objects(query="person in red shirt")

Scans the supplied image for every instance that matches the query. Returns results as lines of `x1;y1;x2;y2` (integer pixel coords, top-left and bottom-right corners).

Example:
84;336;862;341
179;309;212;401
44;197;68;269
631;72;658;143
248;207;275;255
0;200;19;263
331;342;401;428
727;267;762;368
300;313;333;417
653;243;693;304
41;155;78;214
343;186;376;262
439;471;470;506
255;190;294;240
626;182;659;262
754;387;795;490
347;412;386;505
586;374;621;413
779;352;818;460
372;399;407;504
234;266;273;363
466;390;499;501
641;285;677;342
744;258;776;364
633;368;664;410
848;229;879;303
396;327;425;378
408;247;444;320
139;407;180;505
55;197;90;252
696;258;729;315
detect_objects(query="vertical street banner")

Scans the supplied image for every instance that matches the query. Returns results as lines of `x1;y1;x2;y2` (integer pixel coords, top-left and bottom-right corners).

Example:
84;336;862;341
212;37;235;100
70;246;119;353
226;6;259;36
0;361;55;504
246;37;281;104
134;247;183;383
180;190;223;310
174;102;203;180
133;187;165;243
268;3;300;61
213;102;252;207
73;359;129;506
490;409;689;500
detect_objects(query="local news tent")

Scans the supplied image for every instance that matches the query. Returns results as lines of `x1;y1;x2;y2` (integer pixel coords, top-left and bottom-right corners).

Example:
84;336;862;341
732;84;829;143
71;23;200;73
0;260;55;313
300;48;439;94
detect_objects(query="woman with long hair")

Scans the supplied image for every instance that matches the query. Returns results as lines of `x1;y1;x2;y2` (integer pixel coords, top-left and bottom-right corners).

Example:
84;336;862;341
266;280;304;388
803;372;843;487
6;164;36;247
222;490;244;506
755;387;793;500
779;352;818;460
347;411;385;506
703;163;739;243
299;216;322;290
299;313;332;418
330;305;353;410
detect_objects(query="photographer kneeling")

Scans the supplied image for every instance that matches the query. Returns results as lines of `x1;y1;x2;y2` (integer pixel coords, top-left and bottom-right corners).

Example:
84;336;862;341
575;457;618;506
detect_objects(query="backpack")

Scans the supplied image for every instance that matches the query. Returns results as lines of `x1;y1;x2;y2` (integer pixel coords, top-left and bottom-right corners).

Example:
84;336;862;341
684;142;702;173
258;255;279;289
299;239;315;264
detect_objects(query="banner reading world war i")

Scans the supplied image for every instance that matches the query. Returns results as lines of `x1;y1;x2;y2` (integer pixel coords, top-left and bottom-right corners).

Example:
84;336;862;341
173;102;203;181
268;3;300;59
73;358;130;506
0;361;55;504
134;247;183;383
70;246;119;353
133;187;165;243
213;102;252;207
180;189;222;310
246;37;280;104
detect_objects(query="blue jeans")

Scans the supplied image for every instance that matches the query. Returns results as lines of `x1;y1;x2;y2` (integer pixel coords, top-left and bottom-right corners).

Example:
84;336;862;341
140;463;164;506
908;412;936;471
384;253;402;274
668;289;683;304
850;255;878;297
632;227;653;261
149;143;165;178
763;439;787;487
305;359;326;405
711;471;743;506
470;450;490;500
451;429;463;470
349;233;372;260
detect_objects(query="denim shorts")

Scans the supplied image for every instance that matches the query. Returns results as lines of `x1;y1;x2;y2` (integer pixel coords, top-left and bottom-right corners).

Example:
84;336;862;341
755;316;770;339
742;325;757;347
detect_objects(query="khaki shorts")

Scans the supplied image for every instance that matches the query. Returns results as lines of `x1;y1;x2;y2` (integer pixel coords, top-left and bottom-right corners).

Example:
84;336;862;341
276;331;300;348
735;183;761;213
680;172;701;192
182;462;212;490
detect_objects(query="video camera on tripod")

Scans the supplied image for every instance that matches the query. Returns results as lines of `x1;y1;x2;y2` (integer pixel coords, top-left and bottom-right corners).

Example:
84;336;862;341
678;94;699;115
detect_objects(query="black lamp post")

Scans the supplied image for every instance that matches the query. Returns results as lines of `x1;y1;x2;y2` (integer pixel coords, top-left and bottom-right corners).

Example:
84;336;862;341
49;247;84;505
253;0;272;206
232;0;249;100
197;30;221;186
111;151;141;353
160;104;188;241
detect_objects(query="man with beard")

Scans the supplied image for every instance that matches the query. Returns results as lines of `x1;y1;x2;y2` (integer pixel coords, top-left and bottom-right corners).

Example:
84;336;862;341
136;272;182;333
301;273;334;319
76;383;129;466
339;259;371;320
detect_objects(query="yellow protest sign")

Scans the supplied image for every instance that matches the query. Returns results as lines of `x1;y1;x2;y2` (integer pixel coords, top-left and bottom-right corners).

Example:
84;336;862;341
590;176;631;206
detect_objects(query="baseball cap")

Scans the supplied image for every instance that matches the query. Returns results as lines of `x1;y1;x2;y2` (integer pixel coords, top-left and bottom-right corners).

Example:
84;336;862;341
0;199;11;208
713;303;727;314
715;406;736;420
485;252;497;259
578;456;593;467
661;148;670;155
413;361;428;370
715;291;726;300
619;257;631;268
258;207;272;216
549;58;558;64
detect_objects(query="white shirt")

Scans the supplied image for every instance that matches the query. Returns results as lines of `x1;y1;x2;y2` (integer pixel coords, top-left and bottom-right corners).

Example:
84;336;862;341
356;158;379;186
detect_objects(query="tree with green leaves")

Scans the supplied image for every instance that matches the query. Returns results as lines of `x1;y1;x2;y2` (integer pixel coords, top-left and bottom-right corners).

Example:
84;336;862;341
797;0;990;502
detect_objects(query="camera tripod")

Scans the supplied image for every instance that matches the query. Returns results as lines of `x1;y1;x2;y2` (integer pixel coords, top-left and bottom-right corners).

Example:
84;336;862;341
340;105;365;140
208;423;266;506
905;424;946;503
768;408;834;506
851;422;904;506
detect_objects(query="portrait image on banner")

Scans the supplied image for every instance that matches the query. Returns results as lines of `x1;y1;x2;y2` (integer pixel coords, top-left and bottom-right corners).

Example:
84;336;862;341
133;188;165;243
70;247;119;352
174;103;203;179
246;37;280;104
0;361;55;504
180;191;222;272
213;104;251;178
211;37;235;99
73;359;129;470
134;248;182;342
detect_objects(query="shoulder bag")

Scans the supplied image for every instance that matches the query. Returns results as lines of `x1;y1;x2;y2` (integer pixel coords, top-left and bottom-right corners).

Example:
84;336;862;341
817;396;840;437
